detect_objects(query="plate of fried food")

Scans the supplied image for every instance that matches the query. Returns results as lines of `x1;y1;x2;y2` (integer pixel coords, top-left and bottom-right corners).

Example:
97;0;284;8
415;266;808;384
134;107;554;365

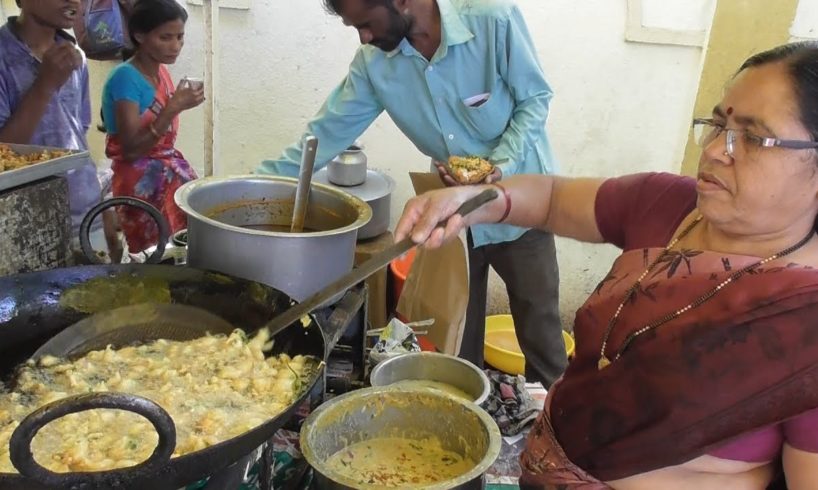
446;156;496;185
0;143;89;192
0;144;71;172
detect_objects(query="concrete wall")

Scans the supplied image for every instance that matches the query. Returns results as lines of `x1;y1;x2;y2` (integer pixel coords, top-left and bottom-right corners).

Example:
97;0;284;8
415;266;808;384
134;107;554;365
680;0;801;175
154;0;708;326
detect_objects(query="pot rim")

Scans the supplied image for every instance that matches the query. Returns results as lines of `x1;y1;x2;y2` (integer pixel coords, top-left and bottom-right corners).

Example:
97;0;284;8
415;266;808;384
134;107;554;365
369;352;492;406
301;386;502;490
174;175;372;238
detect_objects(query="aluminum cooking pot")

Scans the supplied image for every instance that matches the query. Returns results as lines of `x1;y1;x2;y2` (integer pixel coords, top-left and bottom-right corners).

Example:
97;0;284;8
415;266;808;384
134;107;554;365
301;387;501;490
175;175;371;302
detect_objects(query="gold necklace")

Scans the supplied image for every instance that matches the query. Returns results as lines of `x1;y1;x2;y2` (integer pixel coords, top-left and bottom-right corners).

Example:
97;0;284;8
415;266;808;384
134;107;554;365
598;215;815;370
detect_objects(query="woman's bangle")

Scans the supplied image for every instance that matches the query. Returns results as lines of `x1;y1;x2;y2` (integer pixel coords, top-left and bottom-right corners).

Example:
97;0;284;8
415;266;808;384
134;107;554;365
148;122;162;139
494;183;512;223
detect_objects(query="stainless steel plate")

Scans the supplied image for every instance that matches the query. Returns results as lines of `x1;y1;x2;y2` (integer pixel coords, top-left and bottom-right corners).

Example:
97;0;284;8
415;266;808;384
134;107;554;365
313;167;395;202
0;144;91;192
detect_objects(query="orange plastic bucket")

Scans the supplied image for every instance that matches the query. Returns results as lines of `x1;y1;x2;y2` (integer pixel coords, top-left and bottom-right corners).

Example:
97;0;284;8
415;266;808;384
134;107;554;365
389;248;416;305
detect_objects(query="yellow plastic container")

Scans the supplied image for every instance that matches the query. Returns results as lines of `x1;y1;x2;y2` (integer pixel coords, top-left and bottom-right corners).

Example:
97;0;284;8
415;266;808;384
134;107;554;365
484;314;575;375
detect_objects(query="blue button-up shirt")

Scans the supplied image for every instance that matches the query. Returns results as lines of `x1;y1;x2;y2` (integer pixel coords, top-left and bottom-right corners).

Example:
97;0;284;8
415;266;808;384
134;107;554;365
258;0;556;247
0;19;101;236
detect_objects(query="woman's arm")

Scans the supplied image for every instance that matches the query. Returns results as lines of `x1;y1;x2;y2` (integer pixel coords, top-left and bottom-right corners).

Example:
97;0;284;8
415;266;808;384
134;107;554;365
395;174;607;248
113;80;203;162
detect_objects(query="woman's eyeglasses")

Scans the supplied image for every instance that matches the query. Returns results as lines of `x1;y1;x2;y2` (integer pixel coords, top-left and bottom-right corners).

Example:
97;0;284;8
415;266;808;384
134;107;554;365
692;118;818;158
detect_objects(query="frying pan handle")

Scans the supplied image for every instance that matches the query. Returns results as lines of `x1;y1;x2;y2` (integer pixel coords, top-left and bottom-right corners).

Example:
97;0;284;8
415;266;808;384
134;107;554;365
79;197;170;265
10;392;176;488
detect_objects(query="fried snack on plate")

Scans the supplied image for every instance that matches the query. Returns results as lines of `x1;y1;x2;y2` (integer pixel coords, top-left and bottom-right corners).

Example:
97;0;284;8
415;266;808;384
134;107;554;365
447;155;494;185
0;144;70;172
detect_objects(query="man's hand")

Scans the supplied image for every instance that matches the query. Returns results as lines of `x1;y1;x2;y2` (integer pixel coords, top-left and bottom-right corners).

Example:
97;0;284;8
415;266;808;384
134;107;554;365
36;43;82;93
483;166;502;184
433;160;459;187
433;159;502;186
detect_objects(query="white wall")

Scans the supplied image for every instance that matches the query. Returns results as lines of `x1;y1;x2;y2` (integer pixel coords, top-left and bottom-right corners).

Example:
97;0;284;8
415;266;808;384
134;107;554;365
171;0;707;324
0;0;708;326
792;0;818;40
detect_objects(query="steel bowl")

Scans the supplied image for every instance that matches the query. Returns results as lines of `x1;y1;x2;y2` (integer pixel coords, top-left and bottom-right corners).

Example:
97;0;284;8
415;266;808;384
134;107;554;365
370;352;491;406
301;387;501;490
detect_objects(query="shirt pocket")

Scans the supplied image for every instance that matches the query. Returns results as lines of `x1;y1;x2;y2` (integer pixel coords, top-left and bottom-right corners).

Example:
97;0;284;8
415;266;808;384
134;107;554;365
457;84;514;141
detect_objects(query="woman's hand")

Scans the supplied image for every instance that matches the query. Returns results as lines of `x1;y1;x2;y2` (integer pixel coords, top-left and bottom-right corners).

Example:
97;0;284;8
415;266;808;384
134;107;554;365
395;185;502;249
168;80;205;114
396;175;608;248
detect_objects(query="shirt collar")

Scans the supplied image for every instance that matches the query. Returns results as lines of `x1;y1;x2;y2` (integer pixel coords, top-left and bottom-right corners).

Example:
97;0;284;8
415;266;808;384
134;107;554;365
386;0;473;59
0;19;23;54
437;0;474;47
3;17;77;60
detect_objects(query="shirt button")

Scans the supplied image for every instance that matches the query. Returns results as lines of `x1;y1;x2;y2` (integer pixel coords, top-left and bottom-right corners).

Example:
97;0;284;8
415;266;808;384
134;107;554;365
448;134;454;140
427;66;434;72
437;97;445;103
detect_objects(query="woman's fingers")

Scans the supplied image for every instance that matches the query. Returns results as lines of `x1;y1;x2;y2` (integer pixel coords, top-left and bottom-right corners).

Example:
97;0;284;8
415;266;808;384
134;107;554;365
395;196;426;242
412;195;451;244
395;189;475;249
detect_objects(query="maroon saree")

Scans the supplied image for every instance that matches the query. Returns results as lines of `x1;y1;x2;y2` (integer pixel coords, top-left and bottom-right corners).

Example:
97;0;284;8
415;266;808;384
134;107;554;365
520;245;818;485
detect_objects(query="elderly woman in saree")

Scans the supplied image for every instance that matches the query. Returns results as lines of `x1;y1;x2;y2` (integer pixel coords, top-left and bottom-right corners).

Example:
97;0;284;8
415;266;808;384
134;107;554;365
395;42;818;490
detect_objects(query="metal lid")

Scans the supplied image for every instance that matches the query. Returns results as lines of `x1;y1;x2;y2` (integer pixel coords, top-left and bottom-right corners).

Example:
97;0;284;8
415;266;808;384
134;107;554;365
313;168;395;202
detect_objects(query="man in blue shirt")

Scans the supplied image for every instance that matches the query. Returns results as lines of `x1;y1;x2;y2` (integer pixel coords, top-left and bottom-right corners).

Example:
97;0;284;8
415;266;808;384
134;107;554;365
0;0;104;250
259;0;565;386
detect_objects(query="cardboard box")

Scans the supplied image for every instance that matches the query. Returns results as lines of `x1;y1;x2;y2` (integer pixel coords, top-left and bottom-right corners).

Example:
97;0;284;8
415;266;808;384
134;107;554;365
396;173;469;355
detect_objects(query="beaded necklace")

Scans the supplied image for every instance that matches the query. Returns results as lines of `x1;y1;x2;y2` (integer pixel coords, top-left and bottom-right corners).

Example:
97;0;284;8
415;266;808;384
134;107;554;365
598;215;815;370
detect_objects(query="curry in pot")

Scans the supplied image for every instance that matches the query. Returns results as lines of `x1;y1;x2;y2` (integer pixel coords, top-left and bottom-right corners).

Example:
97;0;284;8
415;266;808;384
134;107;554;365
326;436;475;487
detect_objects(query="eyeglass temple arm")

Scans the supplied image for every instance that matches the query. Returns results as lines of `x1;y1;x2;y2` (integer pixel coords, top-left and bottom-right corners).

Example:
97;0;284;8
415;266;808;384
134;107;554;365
770;138;818;150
